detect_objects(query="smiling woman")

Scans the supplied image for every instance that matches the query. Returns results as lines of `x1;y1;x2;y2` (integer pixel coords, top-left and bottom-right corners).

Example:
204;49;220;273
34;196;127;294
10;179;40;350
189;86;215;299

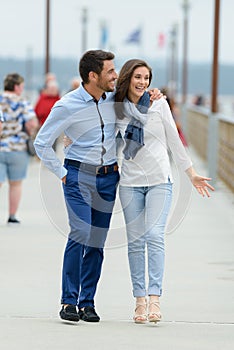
114;58;214;324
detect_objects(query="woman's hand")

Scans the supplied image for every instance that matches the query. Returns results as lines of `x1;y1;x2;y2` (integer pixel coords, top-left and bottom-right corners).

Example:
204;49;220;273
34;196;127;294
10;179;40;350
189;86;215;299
63;135;72;148
148;88;166;101
191;174;215;197
190;175;215;197
186;167;215;197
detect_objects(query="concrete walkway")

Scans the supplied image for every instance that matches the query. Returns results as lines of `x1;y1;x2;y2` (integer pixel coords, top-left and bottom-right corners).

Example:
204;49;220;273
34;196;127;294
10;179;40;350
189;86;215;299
0;146;233;350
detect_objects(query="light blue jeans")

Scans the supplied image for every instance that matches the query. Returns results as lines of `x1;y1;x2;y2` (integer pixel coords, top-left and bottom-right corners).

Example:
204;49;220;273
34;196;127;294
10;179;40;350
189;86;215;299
119;182;173;297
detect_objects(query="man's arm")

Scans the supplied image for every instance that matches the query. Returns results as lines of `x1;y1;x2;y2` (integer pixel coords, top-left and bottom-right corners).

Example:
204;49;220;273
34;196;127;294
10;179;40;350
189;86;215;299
34;105;70;179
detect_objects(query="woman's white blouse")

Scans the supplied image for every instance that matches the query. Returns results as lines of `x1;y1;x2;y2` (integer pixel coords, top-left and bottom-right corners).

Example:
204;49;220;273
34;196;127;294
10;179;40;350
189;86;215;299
116;97;192;187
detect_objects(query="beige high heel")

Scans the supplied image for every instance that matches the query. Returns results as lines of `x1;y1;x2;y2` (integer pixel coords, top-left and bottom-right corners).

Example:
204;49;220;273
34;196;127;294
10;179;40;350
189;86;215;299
148;301;162;323
133;300;147;324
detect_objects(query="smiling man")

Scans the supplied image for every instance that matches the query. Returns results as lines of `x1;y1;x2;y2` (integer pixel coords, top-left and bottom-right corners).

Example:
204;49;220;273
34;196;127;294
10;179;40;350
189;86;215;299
34;50;120;323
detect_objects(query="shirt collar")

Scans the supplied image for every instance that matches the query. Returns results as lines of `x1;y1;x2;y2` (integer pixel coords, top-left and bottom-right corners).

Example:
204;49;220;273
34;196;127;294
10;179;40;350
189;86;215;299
80;83;106;103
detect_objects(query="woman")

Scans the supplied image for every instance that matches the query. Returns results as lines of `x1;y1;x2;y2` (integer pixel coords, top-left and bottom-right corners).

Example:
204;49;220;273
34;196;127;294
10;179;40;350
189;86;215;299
114;59;214;324
0;73;38;224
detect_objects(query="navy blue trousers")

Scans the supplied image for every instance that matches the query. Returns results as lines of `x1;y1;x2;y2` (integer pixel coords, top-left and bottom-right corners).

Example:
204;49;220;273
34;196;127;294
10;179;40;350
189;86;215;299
61;161;119;308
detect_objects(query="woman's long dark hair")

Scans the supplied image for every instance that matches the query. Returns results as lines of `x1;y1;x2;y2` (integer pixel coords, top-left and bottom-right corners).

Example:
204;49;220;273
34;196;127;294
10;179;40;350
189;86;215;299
114;59;152;119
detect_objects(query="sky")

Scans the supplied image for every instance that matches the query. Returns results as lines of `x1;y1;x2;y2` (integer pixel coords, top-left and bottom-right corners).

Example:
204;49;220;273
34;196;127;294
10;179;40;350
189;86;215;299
0;0;233;64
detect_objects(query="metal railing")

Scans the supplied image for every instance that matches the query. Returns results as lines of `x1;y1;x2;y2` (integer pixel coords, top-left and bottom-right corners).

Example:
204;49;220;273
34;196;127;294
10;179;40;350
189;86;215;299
184;105;234;192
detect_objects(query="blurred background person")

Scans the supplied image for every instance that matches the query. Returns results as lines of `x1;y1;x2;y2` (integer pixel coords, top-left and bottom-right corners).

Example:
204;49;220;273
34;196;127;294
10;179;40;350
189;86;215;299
161;86;187;146
39;72;57;95
0;73;38;224
34;80;61;128
192;94;205;106
34;80;61;151
70;76;80;91
66;76;80;93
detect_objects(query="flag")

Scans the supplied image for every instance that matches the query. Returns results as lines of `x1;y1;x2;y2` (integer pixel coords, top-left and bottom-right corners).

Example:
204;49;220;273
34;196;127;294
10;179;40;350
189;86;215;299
100;21;108;49
158;32;166;49
125;28;141;44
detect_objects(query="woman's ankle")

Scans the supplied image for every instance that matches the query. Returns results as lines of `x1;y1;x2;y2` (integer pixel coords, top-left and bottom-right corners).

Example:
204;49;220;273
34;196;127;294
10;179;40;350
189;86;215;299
149;295;160;302
136;296;146;304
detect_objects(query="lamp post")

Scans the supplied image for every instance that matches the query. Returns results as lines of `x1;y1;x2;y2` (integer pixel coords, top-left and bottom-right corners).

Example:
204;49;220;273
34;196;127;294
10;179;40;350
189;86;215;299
169;23;178;101
181;0;190;105
81;7;88;54
25;46;33;96
207;0;221;185
45;0;50;74
211;0;220;113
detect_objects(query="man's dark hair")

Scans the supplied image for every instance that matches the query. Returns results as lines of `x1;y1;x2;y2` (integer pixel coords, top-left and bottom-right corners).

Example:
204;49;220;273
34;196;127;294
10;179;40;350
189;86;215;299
4;73;24;91
79;50;115;84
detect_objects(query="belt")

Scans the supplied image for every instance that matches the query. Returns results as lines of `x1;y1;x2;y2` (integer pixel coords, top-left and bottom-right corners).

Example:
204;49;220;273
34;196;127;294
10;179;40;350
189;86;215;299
65;159;118;175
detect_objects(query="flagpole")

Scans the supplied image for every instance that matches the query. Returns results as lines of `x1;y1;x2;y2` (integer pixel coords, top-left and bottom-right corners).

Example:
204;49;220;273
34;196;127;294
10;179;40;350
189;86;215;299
181;0;190;104
180;0;190;137
169;23;178;100
45;0;50;74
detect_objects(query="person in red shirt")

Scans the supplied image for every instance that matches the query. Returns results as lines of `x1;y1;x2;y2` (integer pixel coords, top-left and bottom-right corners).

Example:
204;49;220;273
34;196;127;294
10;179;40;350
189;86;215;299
35;80;61;127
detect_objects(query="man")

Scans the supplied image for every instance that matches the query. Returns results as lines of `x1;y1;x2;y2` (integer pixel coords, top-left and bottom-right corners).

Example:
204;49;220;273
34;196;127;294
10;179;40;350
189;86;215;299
34;50;162;323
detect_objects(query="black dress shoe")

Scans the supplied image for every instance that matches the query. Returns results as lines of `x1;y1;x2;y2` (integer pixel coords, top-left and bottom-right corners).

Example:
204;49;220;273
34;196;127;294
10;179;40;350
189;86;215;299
78;306;100;322
59;305;80;322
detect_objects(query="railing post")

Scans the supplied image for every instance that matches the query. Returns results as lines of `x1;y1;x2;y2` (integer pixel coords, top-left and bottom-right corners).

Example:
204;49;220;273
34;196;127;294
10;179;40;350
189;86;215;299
207;112;219;187
181;103;188;137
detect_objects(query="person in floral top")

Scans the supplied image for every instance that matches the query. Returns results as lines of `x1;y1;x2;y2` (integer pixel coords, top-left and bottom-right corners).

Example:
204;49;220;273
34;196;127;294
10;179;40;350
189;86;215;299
0;73;38;224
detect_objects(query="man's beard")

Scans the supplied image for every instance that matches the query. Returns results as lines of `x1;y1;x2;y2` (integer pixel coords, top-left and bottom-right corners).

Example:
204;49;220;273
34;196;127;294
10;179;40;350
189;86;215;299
97;79;115;92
